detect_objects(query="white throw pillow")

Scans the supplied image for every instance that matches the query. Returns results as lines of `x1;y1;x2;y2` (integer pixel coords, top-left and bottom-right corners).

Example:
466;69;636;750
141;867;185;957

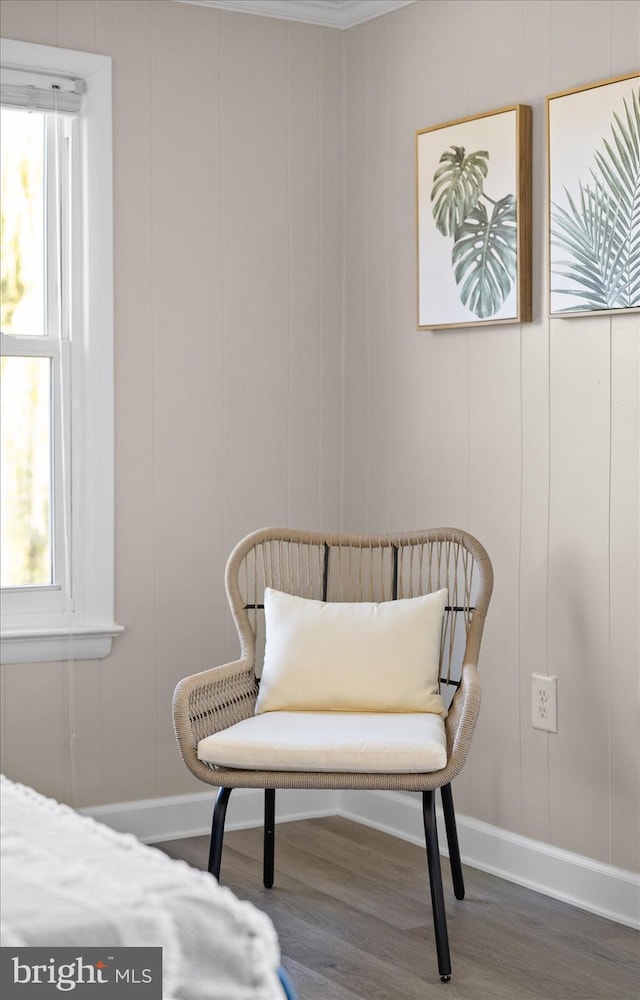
254;587;448;716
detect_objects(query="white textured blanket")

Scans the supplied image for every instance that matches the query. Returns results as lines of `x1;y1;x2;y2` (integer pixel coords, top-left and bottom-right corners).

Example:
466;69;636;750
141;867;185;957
0;776;285;1000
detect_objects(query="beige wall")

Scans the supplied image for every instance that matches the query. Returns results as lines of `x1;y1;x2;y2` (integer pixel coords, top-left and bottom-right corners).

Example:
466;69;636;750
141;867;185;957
343;0;639;872
0;0;344;805
1;0;638;875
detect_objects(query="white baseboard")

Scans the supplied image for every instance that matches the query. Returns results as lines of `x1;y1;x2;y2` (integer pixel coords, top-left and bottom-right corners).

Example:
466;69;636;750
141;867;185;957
80;787;339;844
80;787;639;930
339;789;640;931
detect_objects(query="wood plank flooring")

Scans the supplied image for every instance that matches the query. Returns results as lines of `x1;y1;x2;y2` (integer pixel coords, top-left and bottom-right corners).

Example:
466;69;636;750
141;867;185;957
157;816;640;1000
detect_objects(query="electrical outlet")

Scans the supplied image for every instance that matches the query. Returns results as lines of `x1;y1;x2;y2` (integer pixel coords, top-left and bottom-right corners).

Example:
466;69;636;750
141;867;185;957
531;673;558;733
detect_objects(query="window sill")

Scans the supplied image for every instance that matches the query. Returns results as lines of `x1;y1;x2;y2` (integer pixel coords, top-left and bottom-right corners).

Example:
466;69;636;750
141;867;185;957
0;624;124;664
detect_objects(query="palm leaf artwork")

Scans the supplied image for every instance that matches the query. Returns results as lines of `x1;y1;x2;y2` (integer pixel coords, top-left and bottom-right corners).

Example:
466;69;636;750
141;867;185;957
552;179;629;309
551;85;640;311
452;195;517;319
430;145;517;319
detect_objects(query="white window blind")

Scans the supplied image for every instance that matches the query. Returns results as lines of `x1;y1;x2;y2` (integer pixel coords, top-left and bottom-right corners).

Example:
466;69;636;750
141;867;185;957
0;67;85;114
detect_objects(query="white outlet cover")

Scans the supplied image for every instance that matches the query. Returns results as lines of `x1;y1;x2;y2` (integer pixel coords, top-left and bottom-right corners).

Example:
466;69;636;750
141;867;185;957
532;673;558;733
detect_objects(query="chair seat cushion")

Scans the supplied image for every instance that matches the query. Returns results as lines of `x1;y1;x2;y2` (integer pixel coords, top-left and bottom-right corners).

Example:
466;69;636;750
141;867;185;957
197;711;448;773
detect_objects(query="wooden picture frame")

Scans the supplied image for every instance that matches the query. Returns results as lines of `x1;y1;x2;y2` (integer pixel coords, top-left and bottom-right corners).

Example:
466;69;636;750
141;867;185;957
416;104;531;331
547;71;640;318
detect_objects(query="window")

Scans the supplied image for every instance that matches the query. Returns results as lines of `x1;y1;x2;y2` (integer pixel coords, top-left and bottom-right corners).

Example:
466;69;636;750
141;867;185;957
0;39;120;663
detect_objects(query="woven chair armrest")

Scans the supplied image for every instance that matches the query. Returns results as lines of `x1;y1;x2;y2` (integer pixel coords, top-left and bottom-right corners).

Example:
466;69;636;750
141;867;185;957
172;659;258;781
444;663;482;781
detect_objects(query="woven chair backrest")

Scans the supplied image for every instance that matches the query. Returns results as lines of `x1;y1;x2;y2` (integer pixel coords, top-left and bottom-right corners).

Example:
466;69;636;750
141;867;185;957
225;528;493;703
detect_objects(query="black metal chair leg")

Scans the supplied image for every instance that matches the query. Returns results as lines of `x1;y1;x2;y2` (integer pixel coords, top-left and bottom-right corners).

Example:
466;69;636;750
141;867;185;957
208;786;233;880
423;790;452;982
264;788;276;888
441;783;465;900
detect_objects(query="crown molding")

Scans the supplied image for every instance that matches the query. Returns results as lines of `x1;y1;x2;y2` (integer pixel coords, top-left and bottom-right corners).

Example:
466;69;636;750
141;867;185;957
174;1;415;30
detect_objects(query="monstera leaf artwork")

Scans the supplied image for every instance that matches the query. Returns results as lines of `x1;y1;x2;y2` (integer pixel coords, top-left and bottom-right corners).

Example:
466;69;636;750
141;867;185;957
431;146;489;236
416;105;530;329
452;195;517;319
430;147;517;319
550;83;640;313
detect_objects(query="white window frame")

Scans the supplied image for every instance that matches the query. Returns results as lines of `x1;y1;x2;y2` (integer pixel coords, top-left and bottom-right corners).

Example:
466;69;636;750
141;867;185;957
1;39;122;664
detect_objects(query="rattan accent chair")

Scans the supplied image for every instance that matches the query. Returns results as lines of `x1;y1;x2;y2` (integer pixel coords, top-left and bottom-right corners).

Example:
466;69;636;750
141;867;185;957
173;527;493;982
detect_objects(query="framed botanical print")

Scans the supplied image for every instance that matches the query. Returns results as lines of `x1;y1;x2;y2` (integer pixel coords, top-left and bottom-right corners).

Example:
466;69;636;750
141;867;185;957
416;104;531;330
547;71;640;317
